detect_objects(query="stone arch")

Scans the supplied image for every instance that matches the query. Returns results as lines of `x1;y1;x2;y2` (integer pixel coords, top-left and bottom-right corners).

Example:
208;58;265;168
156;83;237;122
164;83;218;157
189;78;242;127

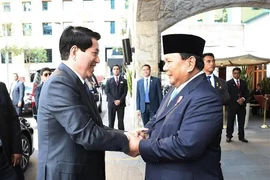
135;0;270;76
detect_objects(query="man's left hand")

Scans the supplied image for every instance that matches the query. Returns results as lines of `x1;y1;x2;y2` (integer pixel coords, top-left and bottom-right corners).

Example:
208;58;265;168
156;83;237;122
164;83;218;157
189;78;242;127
11;154;22;167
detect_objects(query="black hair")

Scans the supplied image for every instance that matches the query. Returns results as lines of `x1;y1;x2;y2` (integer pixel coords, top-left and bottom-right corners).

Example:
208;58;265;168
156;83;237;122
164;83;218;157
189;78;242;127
142;64;151;70
40;67;51;75
112;64;121;69
202;53;215;59
59;26;101;60
180;53;204;71
233;67;241;73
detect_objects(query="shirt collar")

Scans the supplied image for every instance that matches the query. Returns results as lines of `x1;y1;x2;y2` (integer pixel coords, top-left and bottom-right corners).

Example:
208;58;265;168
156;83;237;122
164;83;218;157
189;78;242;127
174;71;204;94
63;62;84;84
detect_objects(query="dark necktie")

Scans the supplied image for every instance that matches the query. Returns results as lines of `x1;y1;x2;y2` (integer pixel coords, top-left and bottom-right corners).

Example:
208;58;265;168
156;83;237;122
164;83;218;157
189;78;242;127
207;76;211;85
236;80;240;89
84;82;91;96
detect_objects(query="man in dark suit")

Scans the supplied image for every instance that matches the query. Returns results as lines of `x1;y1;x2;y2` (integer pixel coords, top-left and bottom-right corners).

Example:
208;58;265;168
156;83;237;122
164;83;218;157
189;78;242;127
105;64;128;130
202;53;230;105
37;26;139;180
9;73;25;117
33;67;51;111
0;82;24;180
128;34;224;180
226;67;249;143
136;64;163;125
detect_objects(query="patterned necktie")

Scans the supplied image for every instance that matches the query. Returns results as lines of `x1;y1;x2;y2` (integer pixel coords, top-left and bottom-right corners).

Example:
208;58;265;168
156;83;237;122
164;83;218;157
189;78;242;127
145;79;150;103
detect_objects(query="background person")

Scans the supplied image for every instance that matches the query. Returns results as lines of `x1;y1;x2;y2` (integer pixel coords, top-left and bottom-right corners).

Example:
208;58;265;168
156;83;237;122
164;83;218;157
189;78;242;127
226;67;249;143
136;64;163;125
105;64;128;130
202;53;230;105
33;67;51;111
9;73;25;117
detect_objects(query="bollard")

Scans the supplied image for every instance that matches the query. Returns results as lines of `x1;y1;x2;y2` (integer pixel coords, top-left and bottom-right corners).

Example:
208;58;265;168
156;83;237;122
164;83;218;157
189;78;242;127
260;94;269;129
223;106;227;129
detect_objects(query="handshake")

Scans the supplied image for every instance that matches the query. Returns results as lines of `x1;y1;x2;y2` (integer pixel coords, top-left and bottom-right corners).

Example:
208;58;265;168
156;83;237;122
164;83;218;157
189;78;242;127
124;128;149;157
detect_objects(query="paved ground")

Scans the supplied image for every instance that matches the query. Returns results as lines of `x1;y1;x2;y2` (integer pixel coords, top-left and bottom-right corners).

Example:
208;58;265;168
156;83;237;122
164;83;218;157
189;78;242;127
24;95;270;180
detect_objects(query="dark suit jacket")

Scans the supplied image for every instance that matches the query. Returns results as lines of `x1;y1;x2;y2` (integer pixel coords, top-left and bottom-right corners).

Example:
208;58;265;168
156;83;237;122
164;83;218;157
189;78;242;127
136;76;163;113
0;82;22;163
139;74;224;180
105;76;128;108
226;79;249;108
37;63;129;180
213;76;230;105
10;80;25;106
34;83;43;110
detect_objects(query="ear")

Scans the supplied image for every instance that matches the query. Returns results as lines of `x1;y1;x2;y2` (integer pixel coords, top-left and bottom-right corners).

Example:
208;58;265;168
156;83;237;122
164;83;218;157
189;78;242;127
70;45;78;61
187;56;196;73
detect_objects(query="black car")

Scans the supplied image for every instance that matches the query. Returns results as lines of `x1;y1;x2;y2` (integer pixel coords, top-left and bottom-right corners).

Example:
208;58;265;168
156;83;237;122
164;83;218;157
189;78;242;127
20;117;34;172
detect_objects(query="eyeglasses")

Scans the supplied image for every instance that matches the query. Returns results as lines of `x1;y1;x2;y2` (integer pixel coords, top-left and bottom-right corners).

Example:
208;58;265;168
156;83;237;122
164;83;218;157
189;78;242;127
43;73;51;77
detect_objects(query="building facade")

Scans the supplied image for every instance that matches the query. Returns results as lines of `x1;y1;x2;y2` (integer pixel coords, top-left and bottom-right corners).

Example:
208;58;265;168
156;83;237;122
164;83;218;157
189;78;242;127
0;0;130;86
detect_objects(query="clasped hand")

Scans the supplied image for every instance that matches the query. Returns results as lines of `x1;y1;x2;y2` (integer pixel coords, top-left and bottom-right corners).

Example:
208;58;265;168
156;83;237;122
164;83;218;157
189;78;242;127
124;128;149;157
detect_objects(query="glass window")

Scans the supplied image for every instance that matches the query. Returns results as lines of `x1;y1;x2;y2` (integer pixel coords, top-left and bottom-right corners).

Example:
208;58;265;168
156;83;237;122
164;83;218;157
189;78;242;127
110;21;115;34
111;0;115;9
2;23;12;36
2;2;10;12
22;2;31;12
42;2;48;11
22;23;32;36
42;23;52;35
125;0;129;9
1;52;12;64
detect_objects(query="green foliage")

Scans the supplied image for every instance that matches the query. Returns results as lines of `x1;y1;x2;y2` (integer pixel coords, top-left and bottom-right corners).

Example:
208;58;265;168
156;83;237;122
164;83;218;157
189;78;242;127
123;64;133;97
240;66;253;91
261;78;270;94
0;45;23;56
24;47;47;63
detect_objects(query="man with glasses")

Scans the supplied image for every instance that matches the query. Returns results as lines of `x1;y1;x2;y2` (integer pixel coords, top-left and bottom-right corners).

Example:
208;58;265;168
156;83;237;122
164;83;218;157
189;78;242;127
226;67;249;143
202;53;230;105
34;67;51;111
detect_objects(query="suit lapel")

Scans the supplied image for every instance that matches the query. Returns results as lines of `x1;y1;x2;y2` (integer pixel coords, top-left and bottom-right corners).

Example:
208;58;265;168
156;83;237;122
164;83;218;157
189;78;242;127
78;80;103;126
153;73;206;125
58;63;103;126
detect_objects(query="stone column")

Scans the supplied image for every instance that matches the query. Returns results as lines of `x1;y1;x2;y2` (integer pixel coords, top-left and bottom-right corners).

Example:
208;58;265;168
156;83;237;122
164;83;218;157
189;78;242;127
135;21;159;78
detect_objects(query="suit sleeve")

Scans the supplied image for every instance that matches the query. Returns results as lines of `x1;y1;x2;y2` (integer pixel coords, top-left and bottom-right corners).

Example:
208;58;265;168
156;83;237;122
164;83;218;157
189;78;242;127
2;83;22;154
119;78;128;103
219;79;230;105
46;77;129;153
156;78;163;105
105;79;114;102
139;93;223;162
136;80;140;110
19;82;25;103
34;85;41;109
